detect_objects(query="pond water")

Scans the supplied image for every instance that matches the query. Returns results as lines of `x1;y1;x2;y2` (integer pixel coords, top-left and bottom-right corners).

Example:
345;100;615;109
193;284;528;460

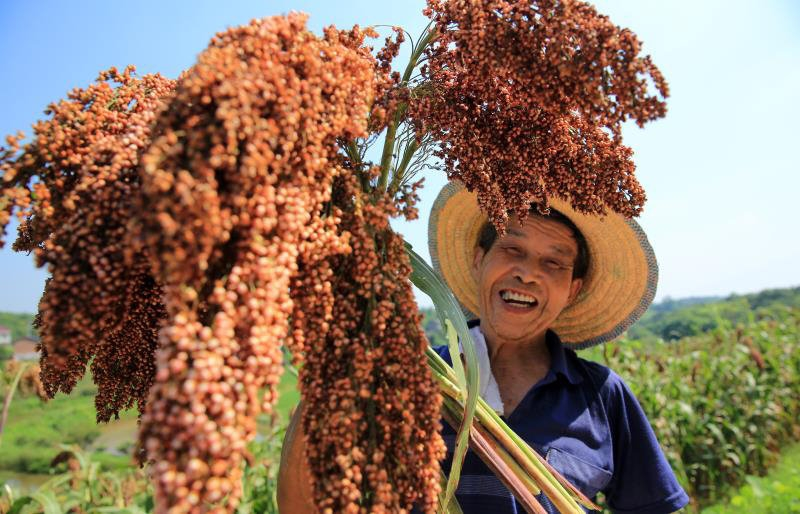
88;415;138;455
0;470;51;493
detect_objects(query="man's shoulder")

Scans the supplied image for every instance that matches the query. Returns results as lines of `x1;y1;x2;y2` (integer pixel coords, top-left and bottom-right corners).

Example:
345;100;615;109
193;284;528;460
564;350;631;401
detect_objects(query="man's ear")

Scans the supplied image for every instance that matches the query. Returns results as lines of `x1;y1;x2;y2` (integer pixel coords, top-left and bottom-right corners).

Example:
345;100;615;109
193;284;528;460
472;246;485;280
568;278;583;304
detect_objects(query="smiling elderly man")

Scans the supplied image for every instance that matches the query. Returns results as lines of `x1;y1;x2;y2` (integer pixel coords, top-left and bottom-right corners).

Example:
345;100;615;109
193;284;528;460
278;182;689;513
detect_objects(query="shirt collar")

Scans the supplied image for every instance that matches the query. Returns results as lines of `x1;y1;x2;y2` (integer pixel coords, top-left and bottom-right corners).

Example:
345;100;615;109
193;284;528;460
466;319;583;385
546;329;584;385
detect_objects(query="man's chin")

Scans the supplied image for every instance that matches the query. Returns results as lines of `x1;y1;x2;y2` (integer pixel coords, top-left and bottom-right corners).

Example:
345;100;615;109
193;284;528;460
483;318;547;346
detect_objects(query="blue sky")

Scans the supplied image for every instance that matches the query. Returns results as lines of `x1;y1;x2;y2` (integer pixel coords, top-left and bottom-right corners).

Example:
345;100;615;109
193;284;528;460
1;0;799;313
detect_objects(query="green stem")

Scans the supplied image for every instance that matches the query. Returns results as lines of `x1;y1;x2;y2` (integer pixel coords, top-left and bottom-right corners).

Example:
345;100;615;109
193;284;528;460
387;137;420;196
0;363;31;448
479;403;586;513
377;27;437;191
469;418;542;499
438;469;465;514
440;396;546;514
378;116;401;191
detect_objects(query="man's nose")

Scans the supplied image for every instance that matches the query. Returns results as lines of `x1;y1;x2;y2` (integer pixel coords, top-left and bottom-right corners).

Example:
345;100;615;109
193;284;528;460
512;259;542;284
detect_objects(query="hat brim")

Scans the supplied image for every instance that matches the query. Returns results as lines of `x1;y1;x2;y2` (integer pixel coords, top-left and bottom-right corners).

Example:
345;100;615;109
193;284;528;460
428;181;658;349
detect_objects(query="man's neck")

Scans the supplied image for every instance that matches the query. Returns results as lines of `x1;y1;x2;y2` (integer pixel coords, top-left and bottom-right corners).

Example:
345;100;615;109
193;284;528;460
486;336;551;369
479;325;552;415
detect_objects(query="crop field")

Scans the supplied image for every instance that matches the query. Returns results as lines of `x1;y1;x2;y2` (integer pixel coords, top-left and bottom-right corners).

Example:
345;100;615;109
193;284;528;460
582;306;800;510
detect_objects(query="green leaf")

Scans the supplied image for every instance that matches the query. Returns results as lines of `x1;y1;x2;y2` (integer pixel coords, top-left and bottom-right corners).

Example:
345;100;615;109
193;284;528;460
745;475;765;499
101;473;125;508
35;474;73;494
437;470;465;514
444;319;467;392
406;242;480;511
7;496;35;514
3;483;17;505
706;423;726;444
58;443;89;471
88;461;100;486
441;319;475;510
30;490;63;514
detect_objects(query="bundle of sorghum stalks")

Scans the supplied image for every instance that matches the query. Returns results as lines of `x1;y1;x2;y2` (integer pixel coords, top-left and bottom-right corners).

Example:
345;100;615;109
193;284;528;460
0;1;667;512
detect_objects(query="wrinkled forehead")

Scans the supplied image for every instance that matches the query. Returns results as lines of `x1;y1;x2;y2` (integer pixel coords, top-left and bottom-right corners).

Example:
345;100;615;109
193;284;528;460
503;213;581;254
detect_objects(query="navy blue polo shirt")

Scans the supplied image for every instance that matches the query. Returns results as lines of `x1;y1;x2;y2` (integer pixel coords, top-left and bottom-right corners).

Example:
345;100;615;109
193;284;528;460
429;322;689;514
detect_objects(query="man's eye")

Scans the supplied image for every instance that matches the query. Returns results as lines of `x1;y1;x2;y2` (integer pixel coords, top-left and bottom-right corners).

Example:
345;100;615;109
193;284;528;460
502;245;521;255
545;259;567;269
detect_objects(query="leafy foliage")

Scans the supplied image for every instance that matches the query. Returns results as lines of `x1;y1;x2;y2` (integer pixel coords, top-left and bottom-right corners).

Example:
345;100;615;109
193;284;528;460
585;308;800;509
0;445;154;514
0;426;287;514
0;345;13;361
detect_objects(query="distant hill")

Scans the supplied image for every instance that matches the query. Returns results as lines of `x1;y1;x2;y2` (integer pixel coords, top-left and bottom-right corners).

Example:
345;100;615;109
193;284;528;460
0;311;36;341
628;286;800;341
647;295;723;314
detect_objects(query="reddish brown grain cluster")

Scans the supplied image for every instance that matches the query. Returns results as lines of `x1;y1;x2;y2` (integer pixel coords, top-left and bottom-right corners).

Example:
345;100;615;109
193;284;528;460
1;14;447;513
0;67;174;421
289;173;445;513
414;0;669;228
131;14;383;512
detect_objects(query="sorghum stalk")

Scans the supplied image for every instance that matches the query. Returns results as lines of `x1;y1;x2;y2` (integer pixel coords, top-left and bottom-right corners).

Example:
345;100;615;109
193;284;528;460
441;396;546;514
378;25;437;191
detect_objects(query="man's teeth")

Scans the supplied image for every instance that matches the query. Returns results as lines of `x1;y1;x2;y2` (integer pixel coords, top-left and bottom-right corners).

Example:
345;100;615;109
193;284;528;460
500;290;537;305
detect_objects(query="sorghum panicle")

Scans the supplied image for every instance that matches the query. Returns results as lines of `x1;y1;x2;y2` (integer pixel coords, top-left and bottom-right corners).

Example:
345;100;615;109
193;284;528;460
290;173;445;513
413;0;668;229
0;67;174;420
133;14;376;512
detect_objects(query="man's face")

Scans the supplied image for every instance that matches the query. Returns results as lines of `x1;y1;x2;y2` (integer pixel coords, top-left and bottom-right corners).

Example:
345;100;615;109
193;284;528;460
472;215;584;347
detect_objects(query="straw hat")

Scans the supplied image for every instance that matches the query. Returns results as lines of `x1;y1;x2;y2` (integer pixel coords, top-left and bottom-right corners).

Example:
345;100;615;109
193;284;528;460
428;181;658;349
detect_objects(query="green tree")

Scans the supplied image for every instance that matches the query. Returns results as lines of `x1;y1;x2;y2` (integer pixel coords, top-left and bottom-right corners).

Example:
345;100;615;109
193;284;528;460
0;345;13;361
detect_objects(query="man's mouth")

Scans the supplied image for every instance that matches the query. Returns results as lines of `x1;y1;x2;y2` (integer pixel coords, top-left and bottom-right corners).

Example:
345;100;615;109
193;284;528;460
499;289;538;308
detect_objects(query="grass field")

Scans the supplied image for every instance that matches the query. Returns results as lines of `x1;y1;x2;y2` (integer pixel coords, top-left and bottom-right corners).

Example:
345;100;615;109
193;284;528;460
1;366;301;476
701;442;800;513
1;374;124;474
